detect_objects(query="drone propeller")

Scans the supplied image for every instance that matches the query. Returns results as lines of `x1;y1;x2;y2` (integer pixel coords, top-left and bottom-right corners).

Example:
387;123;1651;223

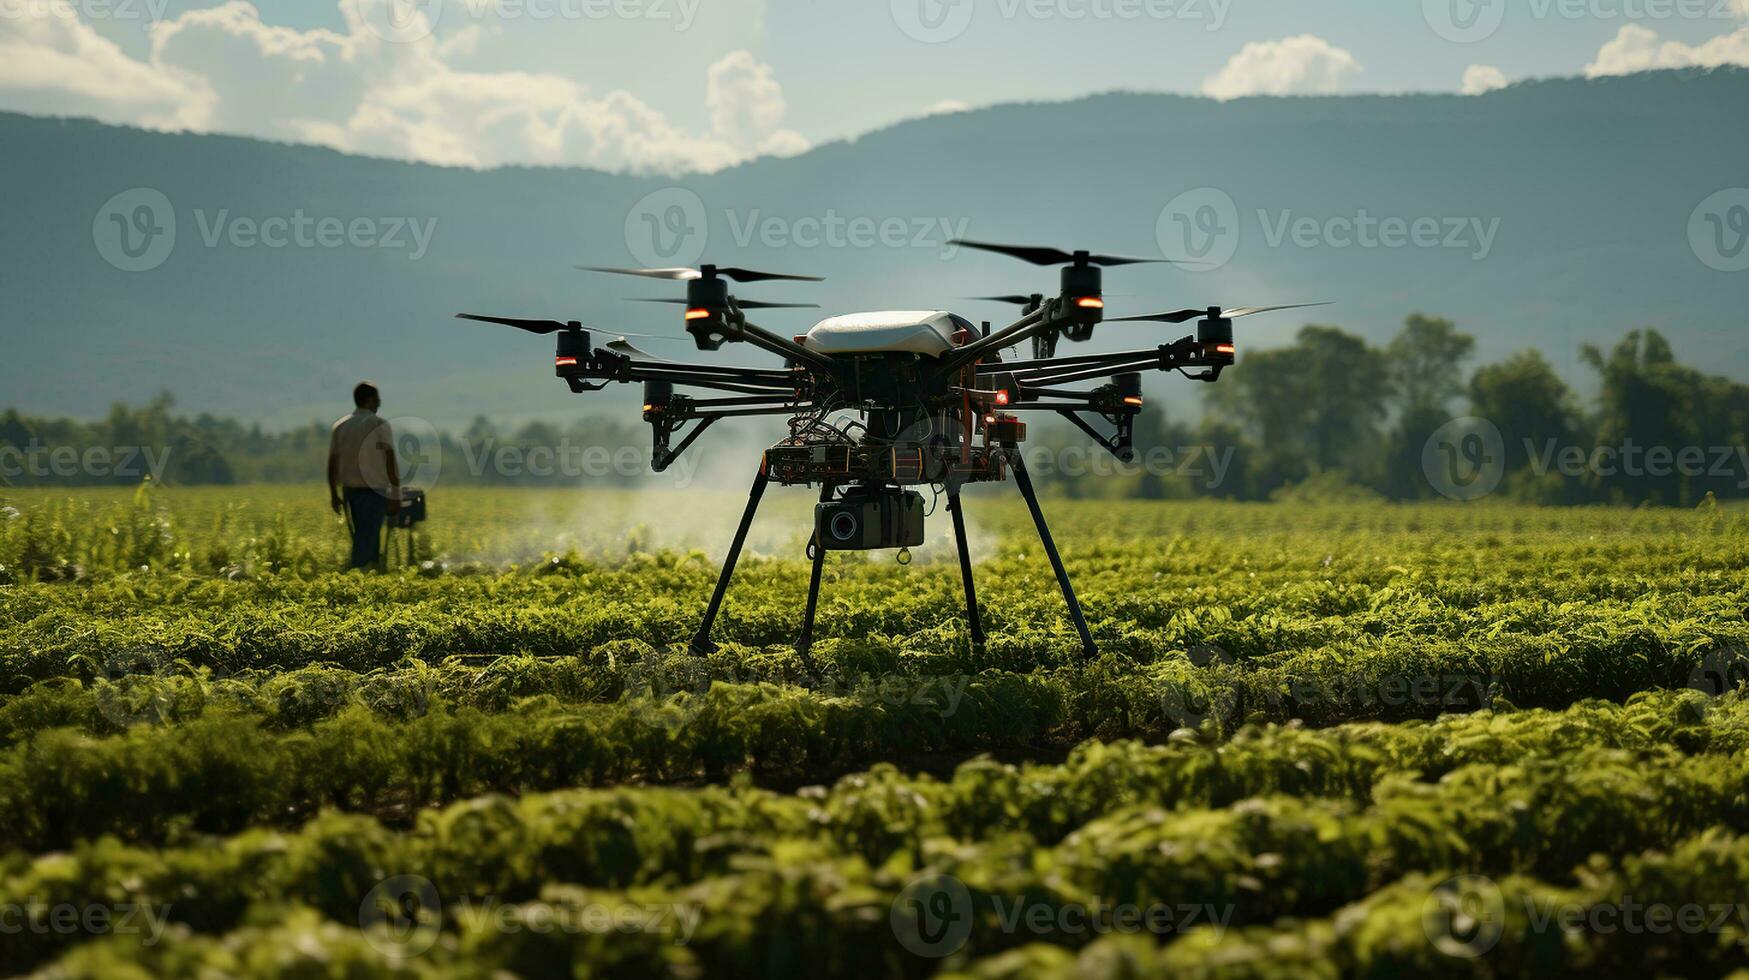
949;239;1191;268
1109;302;1331;324
455;313;579;335
580;264;824;283
456;314;680;343
604;337;654;359
634;298;820;310
966;294;1045;307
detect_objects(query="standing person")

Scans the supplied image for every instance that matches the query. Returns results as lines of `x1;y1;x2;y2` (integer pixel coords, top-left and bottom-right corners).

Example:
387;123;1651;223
328;382;400;570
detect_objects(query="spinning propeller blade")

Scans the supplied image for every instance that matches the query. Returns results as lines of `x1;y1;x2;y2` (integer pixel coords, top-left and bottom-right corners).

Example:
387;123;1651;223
456;313;681;344
1109;302;1331;324
455;313;578;335
949;240;1193;268
965;294;1044;306
634;298;820;310
605;337;653;358
579;265;824;283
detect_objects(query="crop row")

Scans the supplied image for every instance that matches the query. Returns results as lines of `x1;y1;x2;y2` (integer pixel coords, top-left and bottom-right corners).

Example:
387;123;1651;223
17;755;1749;977
3;685;1741;855
5;487;1741;579
2;593;1743;756
952;830;1749;979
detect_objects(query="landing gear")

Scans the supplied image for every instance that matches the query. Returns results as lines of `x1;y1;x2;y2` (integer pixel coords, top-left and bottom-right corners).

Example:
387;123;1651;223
1008;450;1098;658
947;489;986;650
795;483;836;673
688;466;768;657
688;459;1096;664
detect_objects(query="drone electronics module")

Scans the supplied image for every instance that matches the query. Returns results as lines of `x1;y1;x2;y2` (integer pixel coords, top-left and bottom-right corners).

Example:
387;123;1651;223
458;240;1323;669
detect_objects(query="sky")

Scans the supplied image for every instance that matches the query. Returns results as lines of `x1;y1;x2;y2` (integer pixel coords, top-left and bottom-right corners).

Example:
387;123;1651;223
2;0;1746;173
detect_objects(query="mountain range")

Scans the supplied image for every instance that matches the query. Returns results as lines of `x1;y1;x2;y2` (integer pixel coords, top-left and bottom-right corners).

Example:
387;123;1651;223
4;68;1745;430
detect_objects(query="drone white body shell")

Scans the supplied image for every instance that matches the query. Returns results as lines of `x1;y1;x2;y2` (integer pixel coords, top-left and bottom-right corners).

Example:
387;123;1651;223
802;311;960;357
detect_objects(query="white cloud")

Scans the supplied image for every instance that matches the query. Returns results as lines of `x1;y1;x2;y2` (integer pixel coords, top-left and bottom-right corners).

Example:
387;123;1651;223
1461;64;1509;95
0;0;809;174
0;7;197;123
1585;23;1749;76
921;99;969;116
1201;35;1361;101
705;49;807;158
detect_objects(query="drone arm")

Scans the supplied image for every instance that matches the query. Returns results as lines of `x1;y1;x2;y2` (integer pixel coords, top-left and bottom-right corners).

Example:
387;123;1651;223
1014;357;1172;388
566;350;801;397
628;372;795;396
1003;338;1219;388
936;306;1049;375
652;416;716;472
732;316;841;375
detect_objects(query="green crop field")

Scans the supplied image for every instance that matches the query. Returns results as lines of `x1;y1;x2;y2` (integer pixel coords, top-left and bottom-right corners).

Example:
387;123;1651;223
4;485;1749;978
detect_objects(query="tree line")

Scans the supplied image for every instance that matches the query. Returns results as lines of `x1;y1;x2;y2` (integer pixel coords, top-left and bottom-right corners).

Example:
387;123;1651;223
4;319;1747;506
1028;317;1749;506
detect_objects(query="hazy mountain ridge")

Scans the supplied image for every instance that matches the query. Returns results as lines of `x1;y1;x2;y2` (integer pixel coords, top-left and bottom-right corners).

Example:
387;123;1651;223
4;68;1744;429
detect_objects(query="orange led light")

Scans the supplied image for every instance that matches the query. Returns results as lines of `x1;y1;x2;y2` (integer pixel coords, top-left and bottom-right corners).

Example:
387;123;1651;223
555;356;578;367
1074;296;1105;309
1214;343;1236;355
684;307;712;320
642;403;656;412
1122;395;1144;406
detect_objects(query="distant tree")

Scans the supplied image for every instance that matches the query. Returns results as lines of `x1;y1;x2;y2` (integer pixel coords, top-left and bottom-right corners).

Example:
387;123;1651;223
1582;330;1695;504
1583;329;1749;505
1211;325;1388;494
1381;315;1475;498
1388;315;1474;418
1468;349;1587;502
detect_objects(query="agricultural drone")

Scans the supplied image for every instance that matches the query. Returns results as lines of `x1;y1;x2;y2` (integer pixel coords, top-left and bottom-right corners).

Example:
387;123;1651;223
457;240;1323;666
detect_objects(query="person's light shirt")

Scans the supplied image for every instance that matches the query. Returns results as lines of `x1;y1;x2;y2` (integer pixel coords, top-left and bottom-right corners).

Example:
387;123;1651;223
330;409;394;491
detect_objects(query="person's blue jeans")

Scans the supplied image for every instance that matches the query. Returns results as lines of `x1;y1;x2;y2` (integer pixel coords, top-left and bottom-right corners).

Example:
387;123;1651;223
344;487;387;570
